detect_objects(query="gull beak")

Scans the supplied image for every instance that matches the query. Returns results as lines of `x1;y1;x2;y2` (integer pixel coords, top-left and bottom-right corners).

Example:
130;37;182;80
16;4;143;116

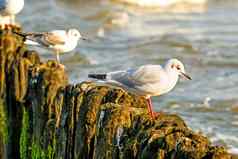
82;37;88;41
180;72;192;80
81;37;90;42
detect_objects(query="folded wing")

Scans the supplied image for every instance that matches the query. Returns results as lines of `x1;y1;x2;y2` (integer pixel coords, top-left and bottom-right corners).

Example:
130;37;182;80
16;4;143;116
109;65;164;89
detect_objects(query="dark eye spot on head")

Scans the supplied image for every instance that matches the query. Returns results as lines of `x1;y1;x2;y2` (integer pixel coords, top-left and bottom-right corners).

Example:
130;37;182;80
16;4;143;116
176;65;181;70
171;64;175;69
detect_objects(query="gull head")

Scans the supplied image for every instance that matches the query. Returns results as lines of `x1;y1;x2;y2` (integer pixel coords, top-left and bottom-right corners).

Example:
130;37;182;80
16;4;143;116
166;58;192;80
67;28;81;41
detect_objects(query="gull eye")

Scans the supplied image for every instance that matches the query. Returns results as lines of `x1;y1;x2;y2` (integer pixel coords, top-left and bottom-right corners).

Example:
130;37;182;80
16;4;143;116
176;66;181;70
71;32;77;37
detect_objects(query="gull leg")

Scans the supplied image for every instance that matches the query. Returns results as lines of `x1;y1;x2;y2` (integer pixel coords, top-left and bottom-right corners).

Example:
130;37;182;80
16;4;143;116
146;98;155;119
56;50;60;63
55;50;65;69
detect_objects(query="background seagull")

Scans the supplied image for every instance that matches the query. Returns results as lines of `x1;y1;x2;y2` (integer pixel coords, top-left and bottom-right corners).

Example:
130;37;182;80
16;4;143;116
0;0;24;26
88;58;191;119
14;28;84;63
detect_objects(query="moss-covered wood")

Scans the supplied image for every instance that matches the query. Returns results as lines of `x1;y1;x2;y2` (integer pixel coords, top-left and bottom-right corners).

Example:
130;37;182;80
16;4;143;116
0;27;232;159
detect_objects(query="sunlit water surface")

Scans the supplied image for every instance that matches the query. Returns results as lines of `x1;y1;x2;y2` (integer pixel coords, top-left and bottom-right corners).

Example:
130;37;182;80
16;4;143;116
20;0;238;154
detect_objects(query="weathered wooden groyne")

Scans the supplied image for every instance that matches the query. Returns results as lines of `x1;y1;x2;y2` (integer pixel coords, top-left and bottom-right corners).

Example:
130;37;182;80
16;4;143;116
0;27;232;159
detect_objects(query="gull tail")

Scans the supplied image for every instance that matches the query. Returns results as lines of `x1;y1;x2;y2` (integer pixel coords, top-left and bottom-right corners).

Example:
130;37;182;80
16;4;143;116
12;31;28;38
88;74;107;80
13;31;41;46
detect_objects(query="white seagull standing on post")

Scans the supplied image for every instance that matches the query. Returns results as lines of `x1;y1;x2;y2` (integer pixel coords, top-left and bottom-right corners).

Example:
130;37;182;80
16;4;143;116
14;28;84;64
88;58;191;119
0;0;24;26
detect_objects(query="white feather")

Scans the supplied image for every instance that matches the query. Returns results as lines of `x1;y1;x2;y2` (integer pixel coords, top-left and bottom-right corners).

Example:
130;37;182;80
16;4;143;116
24;39;40;46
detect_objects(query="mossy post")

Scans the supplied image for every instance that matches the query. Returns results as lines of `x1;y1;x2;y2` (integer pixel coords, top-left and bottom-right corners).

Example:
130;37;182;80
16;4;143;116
0;27;40;158
0;26;233;159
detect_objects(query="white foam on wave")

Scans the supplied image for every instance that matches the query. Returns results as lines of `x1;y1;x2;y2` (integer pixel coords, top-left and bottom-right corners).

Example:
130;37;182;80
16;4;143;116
229;147;238;154
205;129;238;154
114;0;207;7
184;118;238;155
215;133;238;143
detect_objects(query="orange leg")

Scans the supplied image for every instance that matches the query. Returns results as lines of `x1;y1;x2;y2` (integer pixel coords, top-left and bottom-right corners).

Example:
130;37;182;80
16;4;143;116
147;98;155;119
146;98;163;119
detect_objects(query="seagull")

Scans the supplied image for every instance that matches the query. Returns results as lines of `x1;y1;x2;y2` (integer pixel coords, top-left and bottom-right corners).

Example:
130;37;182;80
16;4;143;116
13;28;84;63
0;0;24;26
88;59;191;119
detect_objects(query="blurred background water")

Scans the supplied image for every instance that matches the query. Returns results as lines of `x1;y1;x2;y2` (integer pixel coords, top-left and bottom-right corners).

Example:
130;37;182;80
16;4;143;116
20;0;238;154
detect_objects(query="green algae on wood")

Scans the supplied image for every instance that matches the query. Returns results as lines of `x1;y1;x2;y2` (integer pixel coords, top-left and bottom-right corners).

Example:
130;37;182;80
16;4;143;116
31;141;55;159
20;107;30;159
0;100;8;159
26;61;67;159
0;28;29;159
0;100;8;144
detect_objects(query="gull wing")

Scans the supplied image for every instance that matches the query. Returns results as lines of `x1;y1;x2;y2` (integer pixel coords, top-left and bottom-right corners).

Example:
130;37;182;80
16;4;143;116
24;30;66;47
130;65;164;84
43;32;66;45
109;65;164;89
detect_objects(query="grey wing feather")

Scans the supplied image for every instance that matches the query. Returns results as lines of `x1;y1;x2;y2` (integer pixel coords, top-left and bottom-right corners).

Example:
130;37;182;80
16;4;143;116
109;69;139;88
26;32;65;47
130;65;164;84
24;33;50;47
109;65;164;88
43;32;66;45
